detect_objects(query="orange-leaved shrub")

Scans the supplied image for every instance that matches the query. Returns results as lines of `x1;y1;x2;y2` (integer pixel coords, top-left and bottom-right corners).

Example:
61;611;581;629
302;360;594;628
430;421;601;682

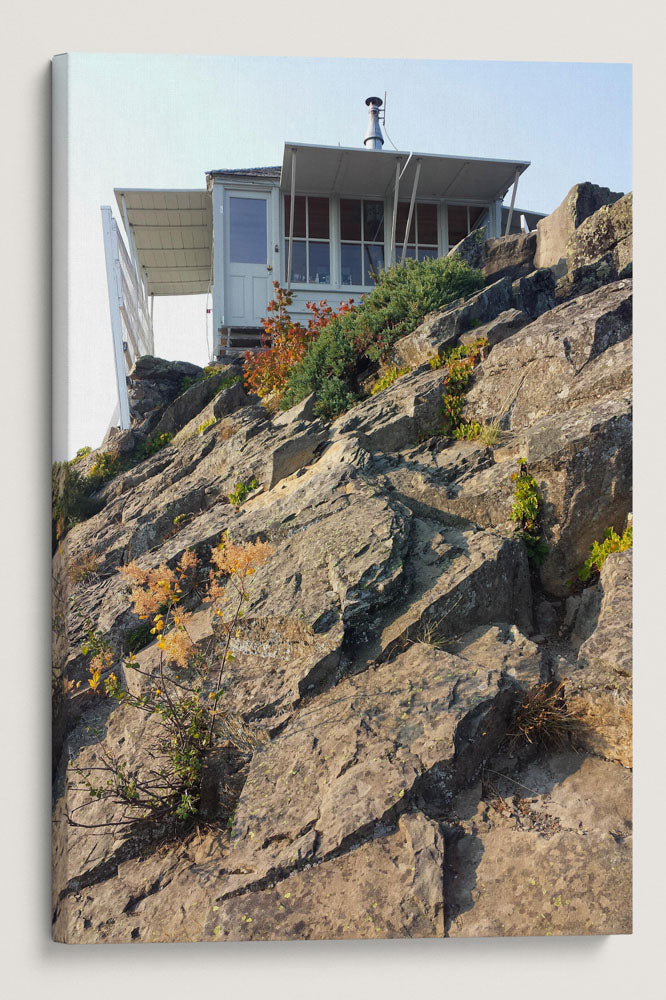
243;281;354;399
68;535;273;827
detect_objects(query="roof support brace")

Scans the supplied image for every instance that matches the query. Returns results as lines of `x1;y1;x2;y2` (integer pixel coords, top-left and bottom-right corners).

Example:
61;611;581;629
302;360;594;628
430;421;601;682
400;159;421;265
389;158;401;267
287;149;297;290
504;168;521;236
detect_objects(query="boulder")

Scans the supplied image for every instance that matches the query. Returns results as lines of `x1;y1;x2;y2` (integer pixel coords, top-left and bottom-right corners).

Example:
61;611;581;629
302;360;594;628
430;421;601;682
273;392;317;427
556;193;633;302
534;182;624;274
260;421;329;489
482;231;536;283
332;367;447;453
446;227;487;270
127;356;203;431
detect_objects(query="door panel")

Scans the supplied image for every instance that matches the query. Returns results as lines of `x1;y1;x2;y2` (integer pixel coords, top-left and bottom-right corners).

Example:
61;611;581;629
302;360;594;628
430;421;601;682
225;191;271;327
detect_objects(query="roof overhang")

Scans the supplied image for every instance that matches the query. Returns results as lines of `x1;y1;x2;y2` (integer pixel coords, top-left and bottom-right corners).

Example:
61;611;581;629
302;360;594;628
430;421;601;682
114;189;213;296
280;143;529;203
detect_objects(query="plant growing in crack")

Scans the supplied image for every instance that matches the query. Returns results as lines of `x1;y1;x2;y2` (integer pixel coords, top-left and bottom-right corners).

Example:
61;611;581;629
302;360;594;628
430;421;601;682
66;534;273;831
510;458;548;567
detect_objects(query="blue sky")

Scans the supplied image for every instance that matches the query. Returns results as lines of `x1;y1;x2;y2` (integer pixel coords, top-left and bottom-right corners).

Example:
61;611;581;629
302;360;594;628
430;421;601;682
60;54;632;457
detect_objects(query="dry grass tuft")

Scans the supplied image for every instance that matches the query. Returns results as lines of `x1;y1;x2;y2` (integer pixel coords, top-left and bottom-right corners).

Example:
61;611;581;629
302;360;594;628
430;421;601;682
67;551;101;585
506;682;588;753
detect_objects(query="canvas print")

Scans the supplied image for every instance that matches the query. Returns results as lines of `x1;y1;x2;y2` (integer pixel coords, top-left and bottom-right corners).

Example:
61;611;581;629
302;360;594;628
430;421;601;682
51;55;632;943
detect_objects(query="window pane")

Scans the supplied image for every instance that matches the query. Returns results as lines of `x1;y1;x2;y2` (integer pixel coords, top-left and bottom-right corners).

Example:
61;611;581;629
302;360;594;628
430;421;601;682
364;244;385;285
340;199;362;241
285;240;307;283
363;200;384;243
447;205;468;247
417;203;438;245
396;202;416;244
229;197;267;264
469;205;487;232
284;195;306;238
341;243;362;285
309;242;330;283
418;247;438;261
308;197;329;239
397;244;417;260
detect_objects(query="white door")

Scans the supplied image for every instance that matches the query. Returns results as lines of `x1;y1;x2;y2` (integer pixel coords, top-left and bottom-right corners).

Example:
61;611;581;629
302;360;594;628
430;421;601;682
225;191;272;327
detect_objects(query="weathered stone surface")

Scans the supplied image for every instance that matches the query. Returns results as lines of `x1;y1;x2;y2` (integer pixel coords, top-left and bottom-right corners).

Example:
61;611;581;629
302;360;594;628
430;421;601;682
567;192;632;275
446;752;632;937
206;632;542;898
152;374;248;438
332;367;447;453
204;812;445;941
511;268;556;318
561;550;633;766
273;392;317;427
260;421;329;488
55;811;445;943
458;308;529;348
556;193;633;302
127;356;203;432
392;278;513;368
101;425;137;455
534;182;624;274
463;279;632;429
482;231;536;283
385;392;631;597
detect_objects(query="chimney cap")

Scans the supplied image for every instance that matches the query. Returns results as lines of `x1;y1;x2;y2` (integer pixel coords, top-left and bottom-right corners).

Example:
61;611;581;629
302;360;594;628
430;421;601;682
365;96;383;107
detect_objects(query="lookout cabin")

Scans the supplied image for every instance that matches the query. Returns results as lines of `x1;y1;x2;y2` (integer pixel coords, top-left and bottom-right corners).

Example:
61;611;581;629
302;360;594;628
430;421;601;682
102;97;544;428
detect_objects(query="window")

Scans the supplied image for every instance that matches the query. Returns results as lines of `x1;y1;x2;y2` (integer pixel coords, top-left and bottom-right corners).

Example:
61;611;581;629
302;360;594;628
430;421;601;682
395;202;439;262
284;195;330;283
340;198;385;285
447;204;488;248
229;197;267;264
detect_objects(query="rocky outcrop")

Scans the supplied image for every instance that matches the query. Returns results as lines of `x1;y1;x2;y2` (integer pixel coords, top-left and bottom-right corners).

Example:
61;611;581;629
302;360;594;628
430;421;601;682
556;193;633;302
534;182;623;274
53;182;633;943
482;232;536;283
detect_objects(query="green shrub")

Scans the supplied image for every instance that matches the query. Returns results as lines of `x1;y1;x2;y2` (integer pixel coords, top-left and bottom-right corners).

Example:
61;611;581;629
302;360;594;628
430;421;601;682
282;256;484;420
181;367;243;394
453;421;482;440
370;364;412;395
578;523;632;583
138;431;174;460
86;451;120;491
510;458;548;566
227;477;259;506
195;417;217;436
52;461;93;551
71;445;92;463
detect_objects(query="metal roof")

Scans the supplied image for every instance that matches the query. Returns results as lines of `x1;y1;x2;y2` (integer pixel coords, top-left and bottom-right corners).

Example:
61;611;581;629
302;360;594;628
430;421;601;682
114;188;212;296
207;166;281;178
280;143;530;203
